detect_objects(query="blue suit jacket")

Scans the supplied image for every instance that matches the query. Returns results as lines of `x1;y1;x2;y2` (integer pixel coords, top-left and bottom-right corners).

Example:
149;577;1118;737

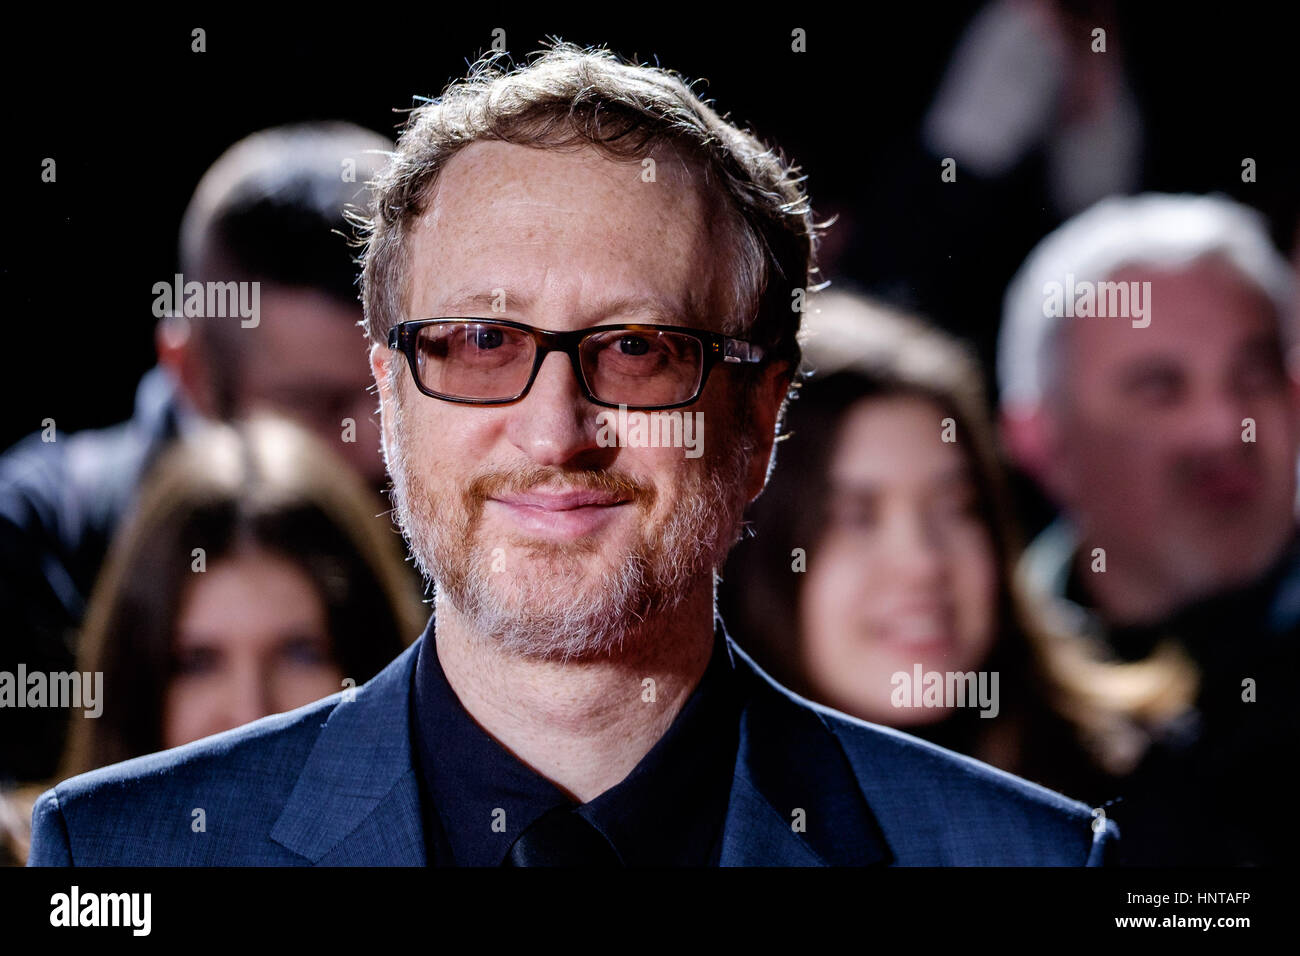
28;633;1117;866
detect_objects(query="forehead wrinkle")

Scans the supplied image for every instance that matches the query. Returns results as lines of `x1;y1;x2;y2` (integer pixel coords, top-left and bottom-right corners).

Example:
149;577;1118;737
432;286;709;330
409;143;730;330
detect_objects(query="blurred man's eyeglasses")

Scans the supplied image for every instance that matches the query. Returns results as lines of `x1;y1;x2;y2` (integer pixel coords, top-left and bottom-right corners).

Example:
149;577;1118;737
386;318;766;410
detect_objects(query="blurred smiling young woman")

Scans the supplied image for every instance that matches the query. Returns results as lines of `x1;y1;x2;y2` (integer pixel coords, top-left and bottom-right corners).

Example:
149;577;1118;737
720;292;1196;799
60;416;423;775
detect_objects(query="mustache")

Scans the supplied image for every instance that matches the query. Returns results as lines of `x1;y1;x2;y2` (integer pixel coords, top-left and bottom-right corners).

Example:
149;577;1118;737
1173;450;1260;483
466;465;656;508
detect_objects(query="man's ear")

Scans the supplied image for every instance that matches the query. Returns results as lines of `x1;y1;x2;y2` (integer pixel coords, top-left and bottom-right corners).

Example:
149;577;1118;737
155;317;217;418
1001;402;1073;505
1283;350;1300;447
742;362;796;506
370;342;398;454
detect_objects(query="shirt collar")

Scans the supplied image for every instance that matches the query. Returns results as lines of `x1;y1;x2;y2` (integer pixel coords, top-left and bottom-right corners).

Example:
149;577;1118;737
1022;518;1163;658
1023;518;1300;659
411;619;741;866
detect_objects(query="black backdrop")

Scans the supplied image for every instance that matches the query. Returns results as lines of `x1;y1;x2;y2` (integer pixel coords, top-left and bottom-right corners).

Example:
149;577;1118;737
5;4;1298;452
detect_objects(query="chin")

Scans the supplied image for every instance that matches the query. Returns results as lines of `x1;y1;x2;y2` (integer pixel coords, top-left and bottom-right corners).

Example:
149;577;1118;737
839;694;950;728
1165;545;1273;598
884;708;954;729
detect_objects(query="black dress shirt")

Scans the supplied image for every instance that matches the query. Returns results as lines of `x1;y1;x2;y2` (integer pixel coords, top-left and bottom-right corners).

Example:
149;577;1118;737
409;621;743;866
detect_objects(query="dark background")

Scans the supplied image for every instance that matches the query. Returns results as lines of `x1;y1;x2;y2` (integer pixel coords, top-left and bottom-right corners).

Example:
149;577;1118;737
5;4;1298;453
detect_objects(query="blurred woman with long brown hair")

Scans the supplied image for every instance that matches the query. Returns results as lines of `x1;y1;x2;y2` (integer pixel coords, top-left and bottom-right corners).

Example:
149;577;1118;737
61;414;423;775
3;415;423;863
719;292;1196;804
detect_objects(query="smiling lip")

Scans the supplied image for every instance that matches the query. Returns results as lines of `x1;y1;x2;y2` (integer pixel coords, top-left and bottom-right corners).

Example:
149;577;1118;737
488;489;632;539
868;606;957;653
1186;466;1262;507
494;489;630;510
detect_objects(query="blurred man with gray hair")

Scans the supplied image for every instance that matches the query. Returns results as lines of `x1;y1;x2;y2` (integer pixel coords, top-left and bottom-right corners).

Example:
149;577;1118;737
998;192;1300;864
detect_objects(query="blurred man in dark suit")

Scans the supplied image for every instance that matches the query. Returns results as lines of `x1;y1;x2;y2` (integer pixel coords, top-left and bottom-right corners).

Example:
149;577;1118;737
0;122;391;782
998;192;1300;863
30;44;1114;867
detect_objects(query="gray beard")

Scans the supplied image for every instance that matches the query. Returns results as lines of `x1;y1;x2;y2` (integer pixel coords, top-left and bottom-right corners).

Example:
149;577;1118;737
385;392;753;662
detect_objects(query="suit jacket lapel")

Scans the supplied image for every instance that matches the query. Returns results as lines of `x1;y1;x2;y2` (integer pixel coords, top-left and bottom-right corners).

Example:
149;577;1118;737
721;638;894;867
269;624;892;867
270;639;427;865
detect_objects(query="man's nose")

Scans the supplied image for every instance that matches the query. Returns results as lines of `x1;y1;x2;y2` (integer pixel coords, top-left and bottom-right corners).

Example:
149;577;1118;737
1183;386;1251;450
505;350;602;466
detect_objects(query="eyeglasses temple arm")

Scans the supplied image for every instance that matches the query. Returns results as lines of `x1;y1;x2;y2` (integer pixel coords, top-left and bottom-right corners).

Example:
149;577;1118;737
722;337;764;364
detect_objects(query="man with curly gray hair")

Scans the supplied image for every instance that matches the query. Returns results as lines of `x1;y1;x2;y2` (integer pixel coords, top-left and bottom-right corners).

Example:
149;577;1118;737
30;43;1114;867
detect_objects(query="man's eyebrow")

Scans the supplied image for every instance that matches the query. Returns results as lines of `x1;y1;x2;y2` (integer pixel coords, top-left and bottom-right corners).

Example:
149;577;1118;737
433;289;708;326
436;289;520;314
1111;354;1182;387
1234;329;1286;361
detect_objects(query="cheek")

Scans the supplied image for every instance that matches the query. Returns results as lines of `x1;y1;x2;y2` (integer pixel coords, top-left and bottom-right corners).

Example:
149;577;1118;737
272;663;344;710
797;579;850;685
615;445;714;527
1072;420;1151;474
1066;420;1169;511
799;537;867;637
399;407;485;481
1255;403;1300;466
161;679;217;748
949;528;999;657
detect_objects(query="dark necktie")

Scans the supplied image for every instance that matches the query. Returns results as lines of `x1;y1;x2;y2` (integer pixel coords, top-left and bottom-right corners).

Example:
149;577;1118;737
502;806;623;867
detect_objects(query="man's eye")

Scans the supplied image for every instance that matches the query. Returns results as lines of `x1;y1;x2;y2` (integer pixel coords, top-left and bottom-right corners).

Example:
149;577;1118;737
473;327;505;349
618;335;651;356
1125;370;1182;404
1235;353;1287;395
